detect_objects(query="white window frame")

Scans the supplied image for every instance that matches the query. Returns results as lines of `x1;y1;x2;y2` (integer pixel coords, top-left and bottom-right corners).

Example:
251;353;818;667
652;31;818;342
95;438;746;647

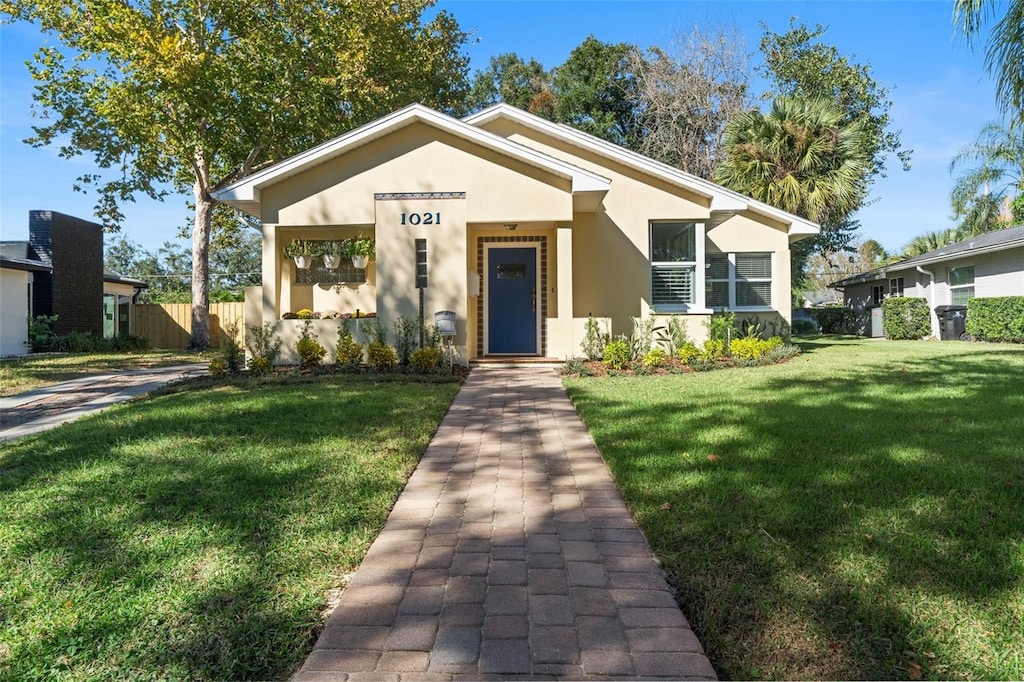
949;265;975;305
649;221;710;313
889;277;904;297
705;252;774;312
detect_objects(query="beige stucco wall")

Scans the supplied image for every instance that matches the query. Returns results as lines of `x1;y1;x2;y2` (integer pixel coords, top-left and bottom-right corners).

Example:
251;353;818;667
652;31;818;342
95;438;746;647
1;269;30;356
478;121;797;339
254;114;805;362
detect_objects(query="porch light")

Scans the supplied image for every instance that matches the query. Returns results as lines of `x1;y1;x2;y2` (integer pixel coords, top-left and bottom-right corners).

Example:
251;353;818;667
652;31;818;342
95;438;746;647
503;223;517;231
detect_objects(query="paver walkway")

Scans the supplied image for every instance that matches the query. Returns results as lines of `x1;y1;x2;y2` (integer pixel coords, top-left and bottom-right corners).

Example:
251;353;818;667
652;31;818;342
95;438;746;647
296;365;715;681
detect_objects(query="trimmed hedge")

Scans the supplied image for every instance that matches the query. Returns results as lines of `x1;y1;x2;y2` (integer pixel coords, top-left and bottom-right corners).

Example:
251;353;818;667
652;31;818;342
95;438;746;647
967;296;1024;343
883;297;931;339
807;306;854;334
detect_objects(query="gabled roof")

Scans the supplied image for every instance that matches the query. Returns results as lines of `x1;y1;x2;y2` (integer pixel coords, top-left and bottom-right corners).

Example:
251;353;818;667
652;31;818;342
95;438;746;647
464;104;820;240
831;224;1024;287
213;104;611;219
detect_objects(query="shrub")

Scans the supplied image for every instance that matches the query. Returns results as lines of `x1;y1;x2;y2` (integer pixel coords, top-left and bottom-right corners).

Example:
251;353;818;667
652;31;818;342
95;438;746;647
967;296;1024;342
246;322;282;366
208;358;228;376
792;319;817;335
700;339;726;361
603;338;631;369
707;311;738;344
807;306;853;334
246;356;272;376
296;337;326;367
296;320;325;367
410;346;441;373
642;348;666;368
677;341;701;365
729;337;769;361
393;316;419;365
220;320;244;373
629;316;657;360
336;332;363;368
362;318;388;346
655;316;688;355
883;297;931;339
581;315;608;360
367;340;398;371
27;314;59;351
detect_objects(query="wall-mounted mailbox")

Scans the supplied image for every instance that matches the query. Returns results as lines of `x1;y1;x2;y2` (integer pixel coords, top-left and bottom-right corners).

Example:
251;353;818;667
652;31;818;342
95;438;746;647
435;310;456;337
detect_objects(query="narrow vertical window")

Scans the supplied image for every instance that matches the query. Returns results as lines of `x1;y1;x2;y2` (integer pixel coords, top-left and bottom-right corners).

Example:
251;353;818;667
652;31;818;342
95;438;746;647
415;239;427;289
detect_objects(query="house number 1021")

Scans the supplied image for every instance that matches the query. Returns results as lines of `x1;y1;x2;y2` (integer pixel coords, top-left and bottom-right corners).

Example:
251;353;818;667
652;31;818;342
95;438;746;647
400;212;440;226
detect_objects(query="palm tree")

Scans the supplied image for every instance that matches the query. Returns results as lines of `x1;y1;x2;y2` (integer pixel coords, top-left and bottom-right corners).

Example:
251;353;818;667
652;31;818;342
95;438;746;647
713;97;872;225
950;121;1024;230
954;0;1024;121
902;229;961;258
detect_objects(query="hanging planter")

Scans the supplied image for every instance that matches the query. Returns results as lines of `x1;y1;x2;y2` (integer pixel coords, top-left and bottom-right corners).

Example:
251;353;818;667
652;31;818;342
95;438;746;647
283;239;315;269
320;240;344;268
346;236;375;269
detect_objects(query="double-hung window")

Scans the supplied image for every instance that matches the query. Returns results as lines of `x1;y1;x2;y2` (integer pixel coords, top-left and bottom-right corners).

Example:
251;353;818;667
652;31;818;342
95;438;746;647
651;222;697;307
949;265;975;304
705;252;773;310
889;277;904;297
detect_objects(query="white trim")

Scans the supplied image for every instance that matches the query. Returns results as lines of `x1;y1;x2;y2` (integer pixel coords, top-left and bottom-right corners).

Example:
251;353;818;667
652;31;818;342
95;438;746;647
466;104;820;239
214;104;610;219
482;243;541;356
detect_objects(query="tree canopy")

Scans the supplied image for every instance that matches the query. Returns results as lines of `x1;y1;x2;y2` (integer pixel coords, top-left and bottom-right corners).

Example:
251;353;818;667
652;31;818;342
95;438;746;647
4;0;470;348
759;20;911;190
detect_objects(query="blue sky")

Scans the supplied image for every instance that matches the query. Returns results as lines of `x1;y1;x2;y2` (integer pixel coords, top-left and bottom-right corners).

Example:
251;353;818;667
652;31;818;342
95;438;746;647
0;1;1004;256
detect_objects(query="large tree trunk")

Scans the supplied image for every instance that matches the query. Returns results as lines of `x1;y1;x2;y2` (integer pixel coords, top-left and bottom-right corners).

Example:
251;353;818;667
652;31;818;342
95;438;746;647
187;171;213;351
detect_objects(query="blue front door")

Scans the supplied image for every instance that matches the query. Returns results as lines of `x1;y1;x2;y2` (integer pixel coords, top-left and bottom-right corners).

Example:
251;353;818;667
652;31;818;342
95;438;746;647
488;247;537;354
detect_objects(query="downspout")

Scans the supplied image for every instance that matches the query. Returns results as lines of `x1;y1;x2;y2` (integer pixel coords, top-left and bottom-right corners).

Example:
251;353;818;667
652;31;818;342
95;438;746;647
916;266;938;339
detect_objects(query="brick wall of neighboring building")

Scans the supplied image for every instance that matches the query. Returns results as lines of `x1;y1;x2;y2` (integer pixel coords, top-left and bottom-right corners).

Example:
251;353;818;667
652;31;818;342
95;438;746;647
29;210;104;336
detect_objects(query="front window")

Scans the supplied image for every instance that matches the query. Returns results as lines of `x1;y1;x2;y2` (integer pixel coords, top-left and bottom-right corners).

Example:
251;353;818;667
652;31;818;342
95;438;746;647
651;222;696;306
705;252;773;310
949;265;975;305
889;277;904;297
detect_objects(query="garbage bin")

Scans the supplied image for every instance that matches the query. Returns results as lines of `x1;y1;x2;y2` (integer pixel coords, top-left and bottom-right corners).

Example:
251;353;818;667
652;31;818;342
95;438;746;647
934;305;968;341
434;310;457;337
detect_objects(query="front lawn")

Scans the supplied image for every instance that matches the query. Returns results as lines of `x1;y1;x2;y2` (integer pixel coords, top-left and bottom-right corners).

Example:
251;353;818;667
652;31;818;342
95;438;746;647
0;375;460;680
564;337;1024;680
0;351;206;397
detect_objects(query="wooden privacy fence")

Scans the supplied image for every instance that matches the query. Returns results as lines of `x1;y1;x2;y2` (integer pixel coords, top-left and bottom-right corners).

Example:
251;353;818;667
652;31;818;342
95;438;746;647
132;302;245;349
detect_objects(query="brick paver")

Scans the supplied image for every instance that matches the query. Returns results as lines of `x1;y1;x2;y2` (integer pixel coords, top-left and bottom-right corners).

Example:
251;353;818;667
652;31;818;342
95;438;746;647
294;366;716;680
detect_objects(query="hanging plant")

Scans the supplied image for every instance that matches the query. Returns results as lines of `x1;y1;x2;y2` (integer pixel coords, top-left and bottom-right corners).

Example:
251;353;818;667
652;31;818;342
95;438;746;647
321;240;344;268
346;236;375;269
283;239;315;269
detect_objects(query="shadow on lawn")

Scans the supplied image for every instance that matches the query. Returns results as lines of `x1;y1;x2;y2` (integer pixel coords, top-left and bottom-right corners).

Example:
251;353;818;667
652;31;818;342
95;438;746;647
0;377;454;680
567;347;1024;680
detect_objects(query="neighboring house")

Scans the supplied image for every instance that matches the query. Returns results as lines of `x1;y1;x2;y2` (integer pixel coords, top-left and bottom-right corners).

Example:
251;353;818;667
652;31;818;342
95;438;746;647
831;225;1024;338
214;103;819;362
0;211;147;356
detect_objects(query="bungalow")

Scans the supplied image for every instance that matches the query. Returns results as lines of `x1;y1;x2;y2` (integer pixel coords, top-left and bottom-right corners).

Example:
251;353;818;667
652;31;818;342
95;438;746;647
831;225;1024;338
214;103;819;362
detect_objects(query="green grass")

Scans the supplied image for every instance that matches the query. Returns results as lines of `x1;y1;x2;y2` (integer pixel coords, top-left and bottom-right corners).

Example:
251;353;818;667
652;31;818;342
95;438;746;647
564;337;1024;680
0;351;206;397
0;374;460;680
